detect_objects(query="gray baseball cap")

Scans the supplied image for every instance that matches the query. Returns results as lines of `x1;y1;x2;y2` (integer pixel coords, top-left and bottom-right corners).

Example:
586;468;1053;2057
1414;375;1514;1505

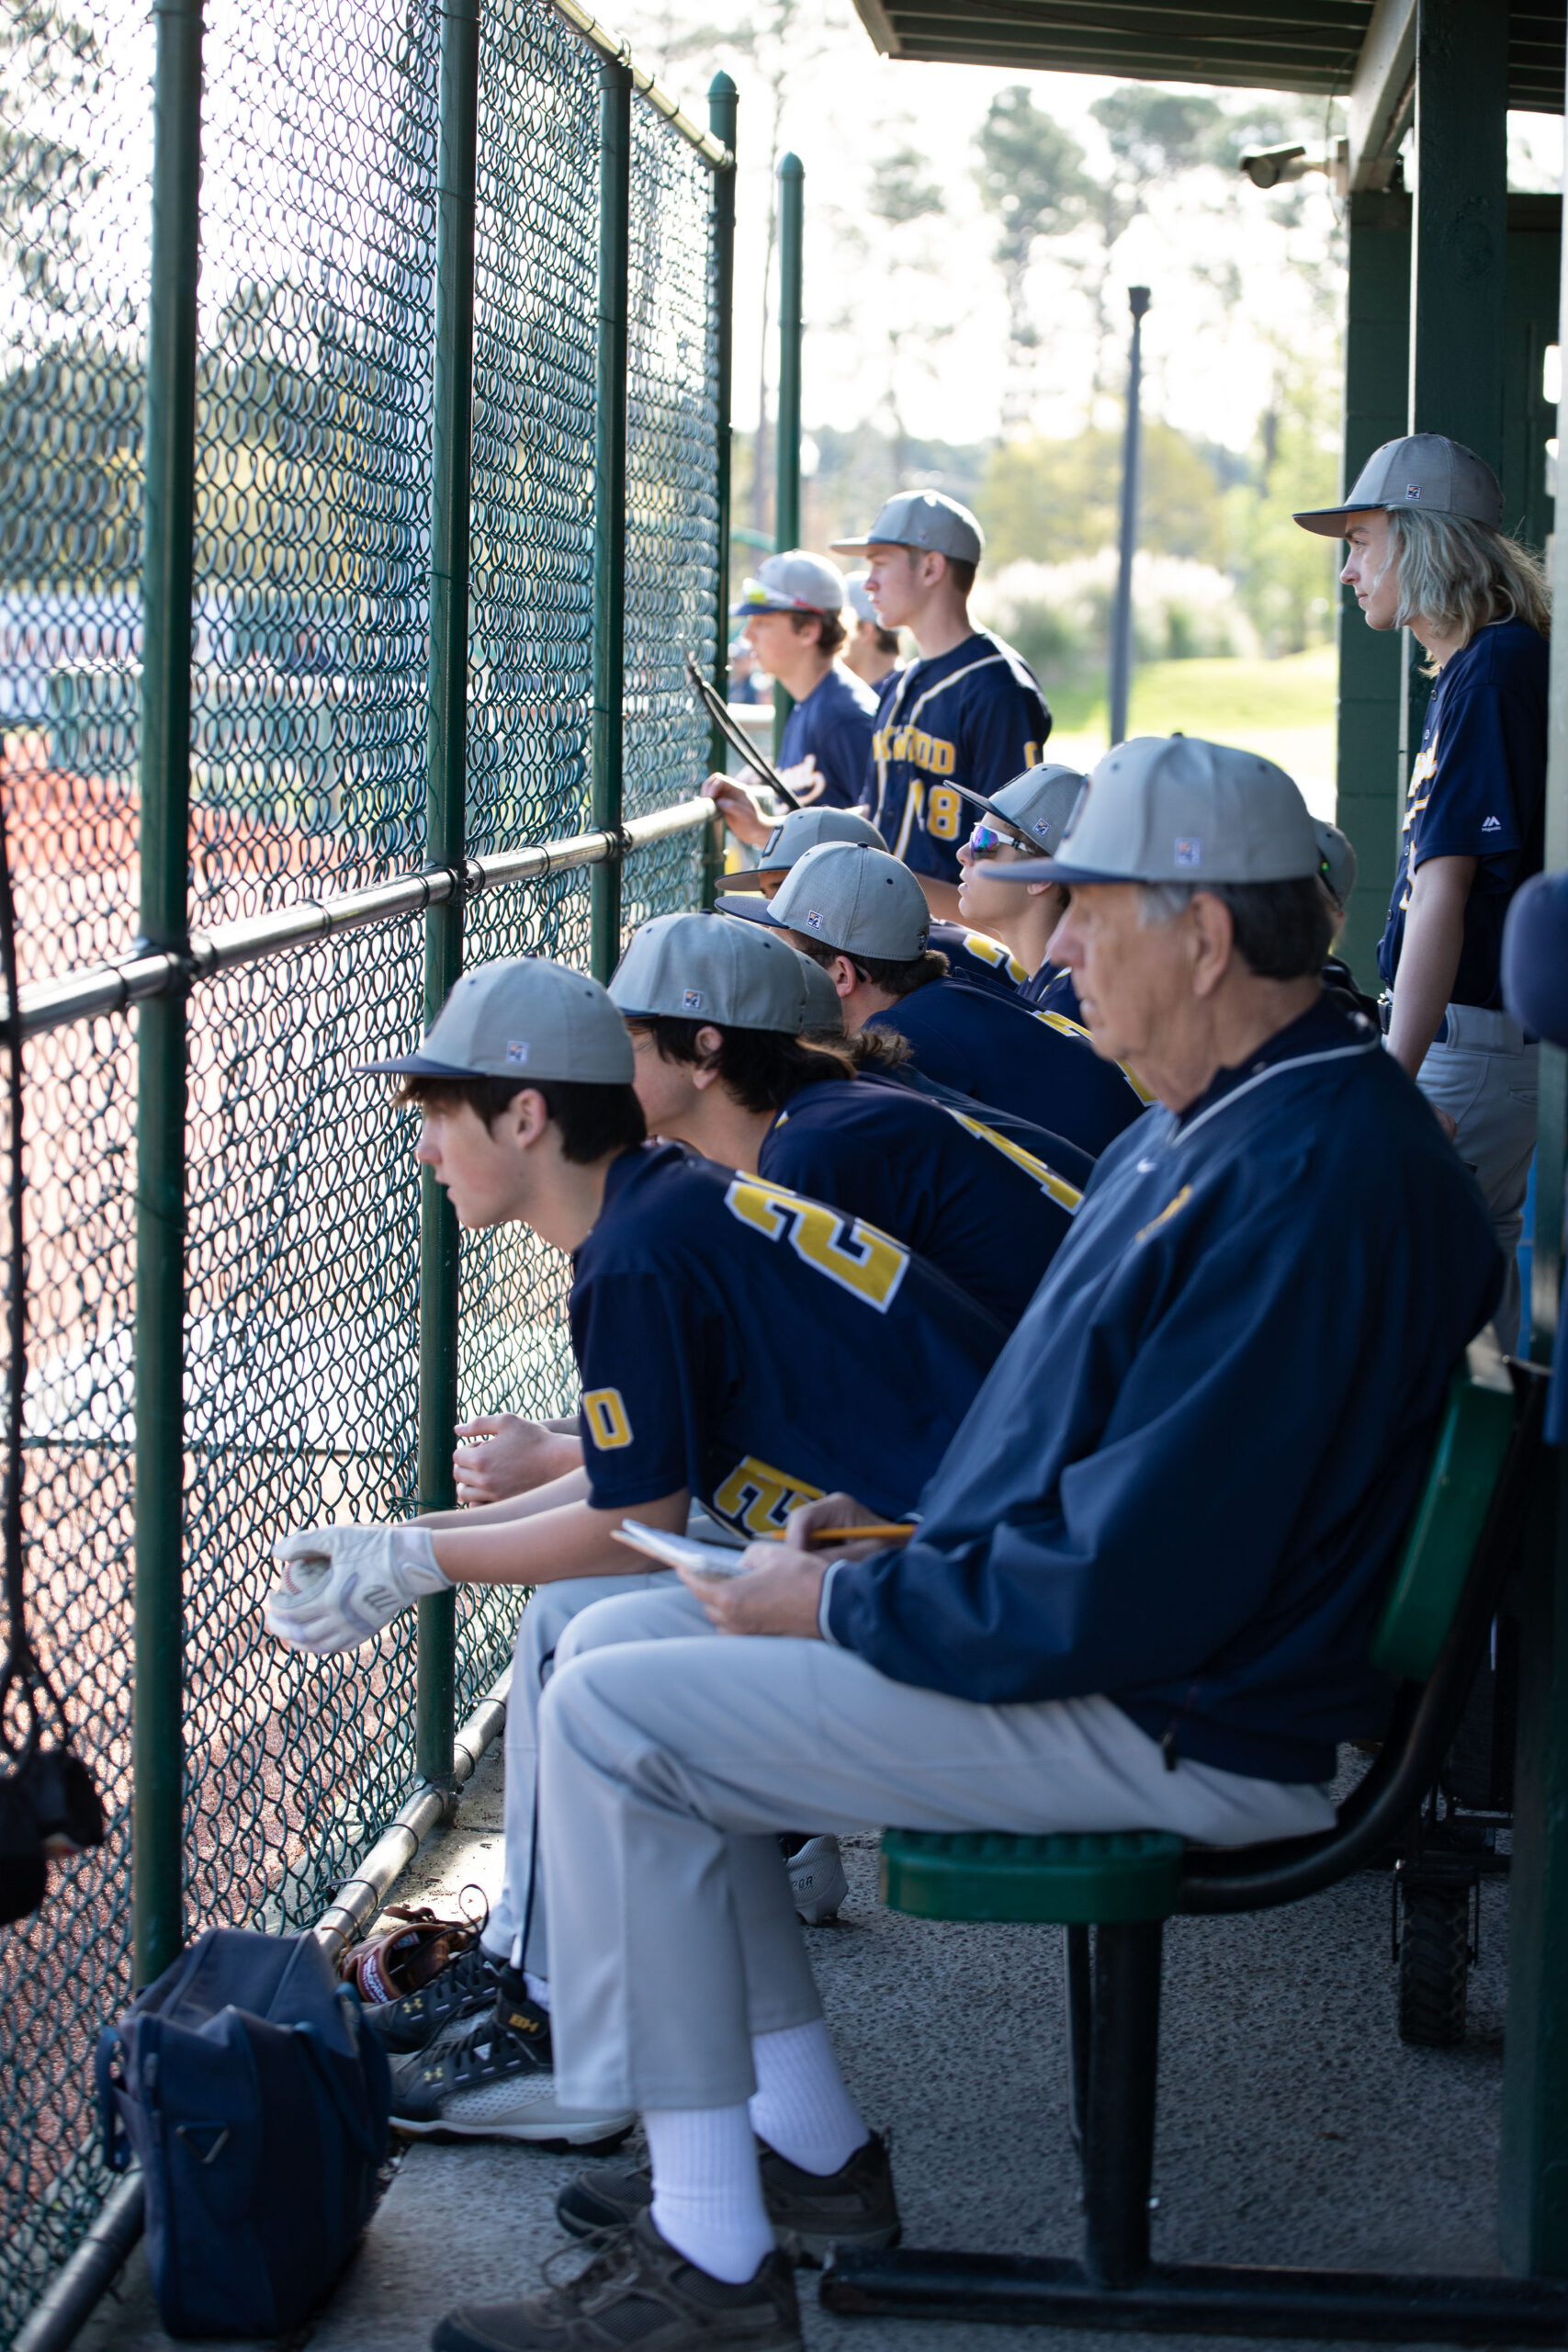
843;571;880;625
955;763;1087;857
831;490;984;566
994;736;1320;889
721;805;884;893
732;549;845;616
754;841;931;960
359;957;634;1083
1293;433;1503;537
1315;819;1357;908
610;911;824;1035
707;896;847;1029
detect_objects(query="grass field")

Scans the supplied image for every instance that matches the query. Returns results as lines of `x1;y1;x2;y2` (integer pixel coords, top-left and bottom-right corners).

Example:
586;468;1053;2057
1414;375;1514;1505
1045;643;1337;819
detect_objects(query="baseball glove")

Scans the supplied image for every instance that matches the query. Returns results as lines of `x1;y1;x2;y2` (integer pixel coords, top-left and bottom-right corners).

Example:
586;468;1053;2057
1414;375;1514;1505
337;1900;484;2007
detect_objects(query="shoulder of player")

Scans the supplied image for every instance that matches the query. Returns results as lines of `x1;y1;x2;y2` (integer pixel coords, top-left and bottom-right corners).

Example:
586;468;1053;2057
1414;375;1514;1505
1434;619;1550;712
576;1142;725;1270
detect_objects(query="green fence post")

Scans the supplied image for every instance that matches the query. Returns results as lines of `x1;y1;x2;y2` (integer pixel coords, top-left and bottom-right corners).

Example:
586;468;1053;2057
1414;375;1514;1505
132;0;204;1990
703;74;737;909
1334;187;1409;987
416;0;480;1789
772;153;803;759
591;58;631;979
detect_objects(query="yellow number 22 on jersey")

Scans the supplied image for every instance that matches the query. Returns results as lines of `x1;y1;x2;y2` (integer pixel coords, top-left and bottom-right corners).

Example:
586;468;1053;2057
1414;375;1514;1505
723;1178;909;1312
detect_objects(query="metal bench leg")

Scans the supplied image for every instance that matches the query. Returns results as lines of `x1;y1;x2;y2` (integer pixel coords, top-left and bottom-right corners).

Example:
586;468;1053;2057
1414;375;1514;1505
1082;1918;1162;2287
1063;1923;1090;2160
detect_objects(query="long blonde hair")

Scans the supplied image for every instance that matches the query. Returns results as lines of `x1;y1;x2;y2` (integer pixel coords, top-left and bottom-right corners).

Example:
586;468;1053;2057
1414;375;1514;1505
1386;509;1551;667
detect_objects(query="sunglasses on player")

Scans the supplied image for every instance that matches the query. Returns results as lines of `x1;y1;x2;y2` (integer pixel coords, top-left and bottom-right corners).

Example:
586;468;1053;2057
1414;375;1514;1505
965;820;1031;860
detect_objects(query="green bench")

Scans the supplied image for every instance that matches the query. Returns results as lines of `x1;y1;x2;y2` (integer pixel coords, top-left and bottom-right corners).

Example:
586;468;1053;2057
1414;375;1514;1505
821;1339;1563;2343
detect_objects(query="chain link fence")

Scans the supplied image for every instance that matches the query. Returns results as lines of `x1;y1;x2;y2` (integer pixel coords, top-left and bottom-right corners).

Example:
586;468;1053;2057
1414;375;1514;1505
0;0;728;2330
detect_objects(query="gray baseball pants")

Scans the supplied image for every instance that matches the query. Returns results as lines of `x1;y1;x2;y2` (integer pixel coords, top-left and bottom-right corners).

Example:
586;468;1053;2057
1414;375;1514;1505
482;1568;680;1973
536;1584;1337;2113
1417;1004;1538;1354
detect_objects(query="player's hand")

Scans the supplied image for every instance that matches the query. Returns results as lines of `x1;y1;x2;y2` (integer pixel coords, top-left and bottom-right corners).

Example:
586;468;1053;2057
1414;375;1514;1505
675;1544;826;1638
453;1416;583;1505
265;1525;450;1656
701;772;773;847
783;1490;897;1559
1431;1105;1459;1143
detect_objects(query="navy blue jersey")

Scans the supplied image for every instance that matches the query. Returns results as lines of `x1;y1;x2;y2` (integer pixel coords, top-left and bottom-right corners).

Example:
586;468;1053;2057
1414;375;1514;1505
927;921;1029;998
868;975;1148;1159
1504;871;1568;1444
872;632;1051;888
758;1076;1089;1330
823;999;1502;1783
1018;961;1080;1018
570;1142;1005;1538
1377;619;1549;1010
777;663;877;810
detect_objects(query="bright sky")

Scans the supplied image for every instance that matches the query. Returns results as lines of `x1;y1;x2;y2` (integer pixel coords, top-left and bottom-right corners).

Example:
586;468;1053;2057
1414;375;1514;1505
623;0;1565;454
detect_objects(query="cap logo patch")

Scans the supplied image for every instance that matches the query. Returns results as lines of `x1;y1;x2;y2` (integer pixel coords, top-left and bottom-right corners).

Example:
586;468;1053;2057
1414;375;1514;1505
1405;483;1421;497
505;1039;531;1065
1174;838;1202;868
682;989;704;1010
804;910;824;929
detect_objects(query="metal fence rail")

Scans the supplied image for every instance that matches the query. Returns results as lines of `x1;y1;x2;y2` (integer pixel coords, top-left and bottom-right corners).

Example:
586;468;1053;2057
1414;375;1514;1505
0;0;733;2332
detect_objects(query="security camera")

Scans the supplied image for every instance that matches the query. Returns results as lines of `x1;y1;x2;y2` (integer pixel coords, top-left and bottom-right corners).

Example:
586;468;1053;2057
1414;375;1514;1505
1240;144;1310;190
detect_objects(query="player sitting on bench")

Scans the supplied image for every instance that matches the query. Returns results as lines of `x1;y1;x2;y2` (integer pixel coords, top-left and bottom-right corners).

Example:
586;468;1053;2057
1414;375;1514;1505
264;958;1005;2149
743;837;1145;1154
953;763;1085;1008
719;802;1034;1001
609;909;1089;1331
425;737;1502;2352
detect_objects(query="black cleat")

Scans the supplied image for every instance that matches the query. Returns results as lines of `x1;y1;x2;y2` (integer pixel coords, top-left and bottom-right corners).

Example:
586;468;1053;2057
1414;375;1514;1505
433;2209;801;2351
557;2132;900;2266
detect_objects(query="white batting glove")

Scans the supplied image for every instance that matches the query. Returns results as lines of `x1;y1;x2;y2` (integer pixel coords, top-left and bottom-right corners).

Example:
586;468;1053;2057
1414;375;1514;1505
265;1524;451;1656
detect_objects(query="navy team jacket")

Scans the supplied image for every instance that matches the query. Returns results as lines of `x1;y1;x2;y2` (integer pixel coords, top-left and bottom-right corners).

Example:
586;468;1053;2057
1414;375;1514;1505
822;999;1502;1784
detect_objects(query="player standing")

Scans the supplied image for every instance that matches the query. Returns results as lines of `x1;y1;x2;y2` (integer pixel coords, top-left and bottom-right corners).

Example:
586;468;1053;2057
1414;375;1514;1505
704;552;876;855
830;490;1050;921
840;571;902;690
1295;432;1549;1349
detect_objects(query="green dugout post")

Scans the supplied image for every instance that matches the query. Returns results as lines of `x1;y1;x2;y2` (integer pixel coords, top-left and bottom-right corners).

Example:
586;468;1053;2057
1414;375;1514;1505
705;74;738;907
133;0;204;1988
1333;188;1409;986
1502;175;1568;2288
773;153;803;759
591;57;631;980
1403;0;1507;805
416;0;480;1788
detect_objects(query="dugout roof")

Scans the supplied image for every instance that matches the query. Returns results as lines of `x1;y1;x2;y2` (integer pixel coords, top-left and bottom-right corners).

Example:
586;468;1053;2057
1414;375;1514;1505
850;0;1565;112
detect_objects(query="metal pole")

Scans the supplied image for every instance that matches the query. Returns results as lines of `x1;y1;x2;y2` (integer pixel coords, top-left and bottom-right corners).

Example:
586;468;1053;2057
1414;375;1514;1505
705;72;738;912
1107;285;1150;752
591;58;631;980
132;0;204;1990
773;153;803;759
415;0;479;1789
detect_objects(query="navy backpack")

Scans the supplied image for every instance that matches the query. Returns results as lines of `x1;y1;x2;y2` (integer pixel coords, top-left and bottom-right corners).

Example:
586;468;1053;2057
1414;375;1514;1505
97;1927;390;2337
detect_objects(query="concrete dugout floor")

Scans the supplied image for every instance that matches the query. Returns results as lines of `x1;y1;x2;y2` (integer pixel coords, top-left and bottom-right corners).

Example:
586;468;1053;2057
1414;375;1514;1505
80;1736;1510;2352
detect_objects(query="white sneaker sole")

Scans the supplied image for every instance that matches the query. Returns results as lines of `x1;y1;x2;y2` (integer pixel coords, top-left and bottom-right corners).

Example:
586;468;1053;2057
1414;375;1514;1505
789;1836;849;1926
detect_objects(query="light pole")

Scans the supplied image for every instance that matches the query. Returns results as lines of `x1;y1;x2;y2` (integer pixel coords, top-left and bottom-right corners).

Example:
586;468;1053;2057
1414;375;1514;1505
1108;285;1151;750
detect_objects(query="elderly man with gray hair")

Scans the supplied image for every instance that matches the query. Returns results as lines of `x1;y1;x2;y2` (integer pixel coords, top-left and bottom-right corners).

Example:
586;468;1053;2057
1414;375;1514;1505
432;737;1501;2352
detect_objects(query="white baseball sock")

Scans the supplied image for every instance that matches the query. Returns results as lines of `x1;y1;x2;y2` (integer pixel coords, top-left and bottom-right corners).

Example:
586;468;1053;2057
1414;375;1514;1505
645;2103;774;2284
523;1972;551;2011
748;2018;869;2177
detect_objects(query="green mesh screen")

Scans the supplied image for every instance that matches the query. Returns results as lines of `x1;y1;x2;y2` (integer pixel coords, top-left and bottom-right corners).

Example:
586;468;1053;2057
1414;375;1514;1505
0;0;724;2324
